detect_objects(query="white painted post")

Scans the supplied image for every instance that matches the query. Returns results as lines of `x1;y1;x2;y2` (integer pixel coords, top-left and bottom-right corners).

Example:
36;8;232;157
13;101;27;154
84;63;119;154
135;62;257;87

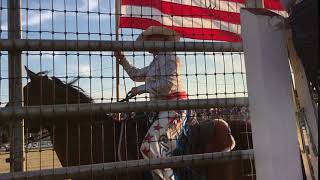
240;8;303;180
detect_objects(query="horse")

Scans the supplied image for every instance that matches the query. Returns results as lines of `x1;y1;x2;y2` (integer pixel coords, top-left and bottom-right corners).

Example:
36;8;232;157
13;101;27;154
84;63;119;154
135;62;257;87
23;67;148;180
23;67;254;180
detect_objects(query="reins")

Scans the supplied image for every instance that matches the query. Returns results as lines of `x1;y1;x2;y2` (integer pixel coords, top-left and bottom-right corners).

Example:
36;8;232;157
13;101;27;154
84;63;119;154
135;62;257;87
118;91;135;161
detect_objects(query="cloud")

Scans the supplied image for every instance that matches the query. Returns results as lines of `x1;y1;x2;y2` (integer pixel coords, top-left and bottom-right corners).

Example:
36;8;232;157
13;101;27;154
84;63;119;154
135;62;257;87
24;11;53;27
0;0;112;30
79;0;99;11
79;64;91;76
1;10;54;30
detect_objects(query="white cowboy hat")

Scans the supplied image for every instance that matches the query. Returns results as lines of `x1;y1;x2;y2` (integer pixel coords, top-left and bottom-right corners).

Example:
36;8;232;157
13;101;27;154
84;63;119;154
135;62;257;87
136;26;181;41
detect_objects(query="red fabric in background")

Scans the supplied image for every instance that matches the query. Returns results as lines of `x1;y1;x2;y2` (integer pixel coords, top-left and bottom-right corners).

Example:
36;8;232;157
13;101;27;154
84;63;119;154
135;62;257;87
264;0;285;10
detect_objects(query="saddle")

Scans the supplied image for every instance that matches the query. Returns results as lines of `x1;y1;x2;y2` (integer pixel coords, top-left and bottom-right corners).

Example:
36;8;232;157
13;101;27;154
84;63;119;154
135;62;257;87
175;118;235;155
173;118;236;180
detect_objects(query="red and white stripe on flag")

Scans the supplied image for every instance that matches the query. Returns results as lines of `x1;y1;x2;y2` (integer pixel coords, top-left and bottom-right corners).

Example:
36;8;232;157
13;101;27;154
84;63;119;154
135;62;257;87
264;0;287;17
119;0;244;42
119;0;286;42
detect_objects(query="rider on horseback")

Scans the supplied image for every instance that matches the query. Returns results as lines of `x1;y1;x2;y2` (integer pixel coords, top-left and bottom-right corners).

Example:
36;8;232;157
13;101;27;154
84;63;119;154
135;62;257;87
115;26;187;180
115;26;236;180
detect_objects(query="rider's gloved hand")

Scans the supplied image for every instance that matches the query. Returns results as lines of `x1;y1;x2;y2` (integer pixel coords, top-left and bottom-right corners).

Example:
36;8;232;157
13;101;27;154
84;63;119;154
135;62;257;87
130;87;140;96
130;86;147;96
114;51;125;65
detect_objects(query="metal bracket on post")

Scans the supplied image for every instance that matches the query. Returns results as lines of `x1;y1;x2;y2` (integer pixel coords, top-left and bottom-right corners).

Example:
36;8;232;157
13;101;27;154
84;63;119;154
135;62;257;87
8;0;24;172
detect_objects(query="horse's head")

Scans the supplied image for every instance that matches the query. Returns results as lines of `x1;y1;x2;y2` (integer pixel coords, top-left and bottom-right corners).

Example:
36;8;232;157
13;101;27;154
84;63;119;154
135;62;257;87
24;66;92;106
24;66;93;131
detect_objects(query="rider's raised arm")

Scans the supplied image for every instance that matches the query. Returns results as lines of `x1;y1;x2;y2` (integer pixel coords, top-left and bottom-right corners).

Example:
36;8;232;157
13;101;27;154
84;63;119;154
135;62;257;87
121;56;152;82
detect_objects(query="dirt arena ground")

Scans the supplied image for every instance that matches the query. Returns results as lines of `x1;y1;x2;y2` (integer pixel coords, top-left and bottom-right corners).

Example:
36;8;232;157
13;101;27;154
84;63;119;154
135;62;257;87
0;149;61;173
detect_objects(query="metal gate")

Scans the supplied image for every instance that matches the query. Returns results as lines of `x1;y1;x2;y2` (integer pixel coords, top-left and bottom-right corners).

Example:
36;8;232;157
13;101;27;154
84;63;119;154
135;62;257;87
1;0;301;179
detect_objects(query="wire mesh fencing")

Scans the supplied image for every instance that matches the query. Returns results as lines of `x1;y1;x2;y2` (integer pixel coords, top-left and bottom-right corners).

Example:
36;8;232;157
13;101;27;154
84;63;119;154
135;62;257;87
0;0;258;179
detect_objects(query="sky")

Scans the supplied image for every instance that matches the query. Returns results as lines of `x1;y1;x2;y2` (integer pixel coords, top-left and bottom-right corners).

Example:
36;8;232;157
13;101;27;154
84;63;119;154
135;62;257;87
0;0;247;106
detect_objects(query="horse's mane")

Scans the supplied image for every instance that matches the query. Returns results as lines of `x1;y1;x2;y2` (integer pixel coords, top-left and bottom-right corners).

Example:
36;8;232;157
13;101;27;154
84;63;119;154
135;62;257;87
33;70;93;103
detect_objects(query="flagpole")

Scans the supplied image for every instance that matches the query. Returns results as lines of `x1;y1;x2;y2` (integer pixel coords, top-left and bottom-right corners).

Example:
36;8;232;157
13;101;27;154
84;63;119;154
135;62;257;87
115;0;120;102
115;0;123;161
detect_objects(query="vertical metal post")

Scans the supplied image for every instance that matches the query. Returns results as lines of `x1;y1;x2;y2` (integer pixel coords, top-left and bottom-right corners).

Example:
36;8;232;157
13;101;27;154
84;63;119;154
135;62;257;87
115;0;120;101
8;0;24;172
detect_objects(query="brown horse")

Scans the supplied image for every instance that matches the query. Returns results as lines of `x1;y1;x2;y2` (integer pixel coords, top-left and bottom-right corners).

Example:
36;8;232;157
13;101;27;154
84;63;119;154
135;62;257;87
23;67;148;179
23;67;254;180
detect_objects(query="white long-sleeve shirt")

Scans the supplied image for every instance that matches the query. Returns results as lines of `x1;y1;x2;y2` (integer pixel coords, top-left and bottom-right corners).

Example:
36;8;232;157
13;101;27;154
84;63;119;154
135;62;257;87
121;52;185;100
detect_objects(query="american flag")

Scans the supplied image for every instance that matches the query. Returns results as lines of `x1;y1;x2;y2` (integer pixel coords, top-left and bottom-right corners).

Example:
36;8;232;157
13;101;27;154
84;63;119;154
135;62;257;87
119;0;284;42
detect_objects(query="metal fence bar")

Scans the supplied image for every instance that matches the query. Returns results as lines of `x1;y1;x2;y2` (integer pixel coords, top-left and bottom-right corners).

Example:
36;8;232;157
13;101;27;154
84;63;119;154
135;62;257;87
0;39;243;52
0;149;253;180
8;0;24;173
0;98;248;119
